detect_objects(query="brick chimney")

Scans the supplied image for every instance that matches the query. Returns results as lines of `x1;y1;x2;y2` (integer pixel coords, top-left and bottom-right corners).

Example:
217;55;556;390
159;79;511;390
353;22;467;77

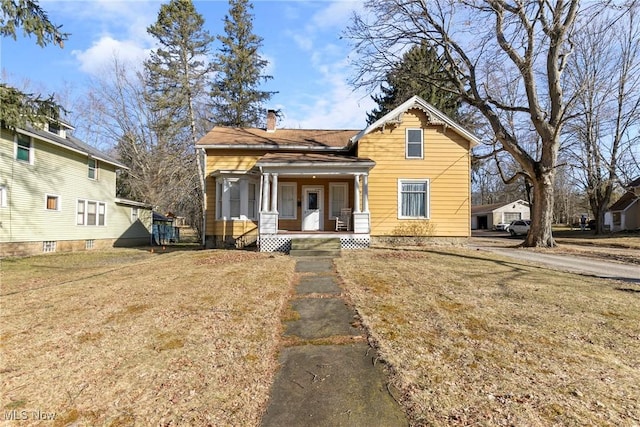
266;109;277;132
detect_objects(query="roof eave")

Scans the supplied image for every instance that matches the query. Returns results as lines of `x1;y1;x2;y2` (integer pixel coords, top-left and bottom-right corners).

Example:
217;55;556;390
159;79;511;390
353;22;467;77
350;95;481;147
17;128;128;169
198;144;349;151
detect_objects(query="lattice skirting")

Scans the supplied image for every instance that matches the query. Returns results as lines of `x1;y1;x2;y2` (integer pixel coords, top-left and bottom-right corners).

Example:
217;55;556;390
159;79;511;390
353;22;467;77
259;235;370;252
259;236;292;253
340;236;370;250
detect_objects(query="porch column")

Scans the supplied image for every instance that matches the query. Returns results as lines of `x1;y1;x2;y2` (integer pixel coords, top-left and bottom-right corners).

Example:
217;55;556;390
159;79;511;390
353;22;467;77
354;174;361;213
362;173;369;213
270;173;278;212
261;172;270;212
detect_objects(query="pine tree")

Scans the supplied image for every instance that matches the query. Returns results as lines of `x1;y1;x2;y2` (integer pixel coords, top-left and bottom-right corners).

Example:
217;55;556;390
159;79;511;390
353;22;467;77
143;0;214;239
367;42;460;125
1;0;68;129
145;0;212;137
211;0;275;127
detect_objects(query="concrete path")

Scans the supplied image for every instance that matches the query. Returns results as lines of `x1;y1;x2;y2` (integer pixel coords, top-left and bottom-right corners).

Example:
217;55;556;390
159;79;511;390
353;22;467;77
261;257;408;427
471;243;640;283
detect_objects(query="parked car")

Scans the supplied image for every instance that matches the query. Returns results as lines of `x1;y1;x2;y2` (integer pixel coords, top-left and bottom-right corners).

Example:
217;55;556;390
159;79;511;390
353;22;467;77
508;219;531;236
493;222;510;231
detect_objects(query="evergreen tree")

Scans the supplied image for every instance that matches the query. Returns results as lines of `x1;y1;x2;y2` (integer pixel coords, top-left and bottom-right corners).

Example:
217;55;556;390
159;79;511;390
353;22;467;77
366;42;460;125
1;0;68;129
211;0;275;127
143;0;214;239
145;0;212;137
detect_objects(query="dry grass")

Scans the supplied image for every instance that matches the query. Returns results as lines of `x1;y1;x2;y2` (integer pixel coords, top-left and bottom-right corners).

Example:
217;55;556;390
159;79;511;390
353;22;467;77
336;247;640;426
0;248;296;426
553;228;640;250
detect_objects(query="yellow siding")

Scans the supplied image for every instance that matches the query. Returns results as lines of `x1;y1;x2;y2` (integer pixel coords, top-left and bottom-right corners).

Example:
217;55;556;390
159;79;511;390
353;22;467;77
205;149;264;172
203;108;473;241
358;109;472;237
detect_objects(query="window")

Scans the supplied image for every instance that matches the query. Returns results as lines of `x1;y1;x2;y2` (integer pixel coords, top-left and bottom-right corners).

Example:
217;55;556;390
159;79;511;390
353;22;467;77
248;182;257;219
278;183;297;219
613;212;621;226
45;194;60;211
398;179;430;219
48;122;60;135
77;199;106;226
406;129;423;159
16;133;32;163
88;158;98;179
329;183;348;218
215;177;259;220
85;240;95;249
131;207;139;221
43;241;56;253
229;181;241;218
0;186;7;208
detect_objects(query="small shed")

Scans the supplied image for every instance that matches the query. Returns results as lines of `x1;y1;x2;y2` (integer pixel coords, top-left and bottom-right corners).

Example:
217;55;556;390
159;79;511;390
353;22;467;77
472;199;530;230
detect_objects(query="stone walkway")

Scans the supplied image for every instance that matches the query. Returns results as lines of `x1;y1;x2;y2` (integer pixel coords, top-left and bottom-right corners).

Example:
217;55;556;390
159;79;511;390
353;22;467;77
260;257;408;427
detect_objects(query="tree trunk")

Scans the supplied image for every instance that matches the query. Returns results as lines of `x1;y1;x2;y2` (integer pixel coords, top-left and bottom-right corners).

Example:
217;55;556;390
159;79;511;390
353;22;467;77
525;170;556;247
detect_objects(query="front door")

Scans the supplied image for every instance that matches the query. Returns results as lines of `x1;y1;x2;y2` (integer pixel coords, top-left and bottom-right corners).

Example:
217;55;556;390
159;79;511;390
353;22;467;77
302;187;324;231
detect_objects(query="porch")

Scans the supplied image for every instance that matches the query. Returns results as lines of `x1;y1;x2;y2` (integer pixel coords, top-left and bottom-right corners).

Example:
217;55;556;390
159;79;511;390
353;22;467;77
256;153;375;252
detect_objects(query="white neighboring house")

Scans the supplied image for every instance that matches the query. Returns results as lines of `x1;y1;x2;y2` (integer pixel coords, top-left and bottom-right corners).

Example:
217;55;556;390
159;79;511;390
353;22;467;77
471;199;530;230
604;178;640;232
1;121;153;257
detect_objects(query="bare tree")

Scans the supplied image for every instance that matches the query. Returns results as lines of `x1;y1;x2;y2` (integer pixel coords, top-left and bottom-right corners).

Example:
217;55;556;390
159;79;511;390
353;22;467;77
564;5;640;234
78;58;196;216
347;0;601;247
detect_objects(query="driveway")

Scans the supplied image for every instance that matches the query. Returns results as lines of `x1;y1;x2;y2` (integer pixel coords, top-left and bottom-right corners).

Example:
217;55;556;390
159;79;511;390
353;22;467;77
470;231;640;283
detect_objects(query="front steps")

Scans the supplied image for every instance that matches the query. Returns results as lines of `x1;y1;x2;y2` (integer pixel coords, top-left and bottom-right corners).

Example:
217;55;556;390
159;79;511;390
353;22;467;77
289;238;341;257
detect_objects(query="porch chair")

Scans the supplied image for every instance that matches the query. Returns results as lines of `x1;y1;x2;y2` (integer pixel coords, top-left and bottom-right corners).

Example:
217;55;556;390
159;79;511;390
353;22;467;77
335;208;352;231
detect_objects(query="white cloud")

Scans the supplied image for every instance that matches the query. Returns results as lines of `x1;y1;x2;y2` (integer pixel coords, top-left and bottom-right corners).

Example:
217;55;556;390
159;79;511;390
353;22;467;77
72;36;150;76
277;1;373;129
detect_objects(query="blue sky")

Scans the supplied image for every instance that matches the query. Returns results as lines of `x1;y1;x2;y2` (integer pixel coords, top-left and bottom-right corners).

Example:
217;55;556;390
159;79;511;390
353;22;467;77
1;0;376;130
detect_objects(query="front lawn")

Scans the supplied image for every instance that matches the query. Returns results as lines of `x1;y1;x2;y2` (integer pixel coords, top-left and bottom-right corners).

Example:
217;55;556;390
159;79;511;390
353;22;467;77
336;247;640;426
0;249;296;426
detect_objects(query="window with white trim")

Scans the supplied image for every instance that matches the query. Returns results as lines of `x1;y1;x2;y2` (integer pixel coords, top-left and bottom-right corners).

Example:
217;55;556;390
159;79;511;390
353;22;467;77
77;199;106;226
45;194;60;211
248;182;257;219
229;180;241;218
278;183;297;219
88;158;98;179
131;207;139;221
398;179;430;219
329;183;348;218
0;186;7;208
215;177;259;220
406;129;423;159
16;133;33;163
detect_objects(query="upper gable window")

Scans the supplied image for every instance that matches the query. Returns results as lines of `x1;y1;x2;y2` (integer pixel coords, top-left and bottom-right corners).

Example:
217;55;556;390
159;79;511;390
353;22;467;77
48;122;60;135
406;129;423;159
88;158;98;179
16;133;33;163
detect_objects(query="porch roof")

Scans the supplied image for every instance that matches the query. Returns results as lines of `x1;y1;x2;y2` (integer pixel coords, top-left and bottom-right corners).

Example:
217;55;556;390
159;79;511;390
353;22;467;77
256;153;375;175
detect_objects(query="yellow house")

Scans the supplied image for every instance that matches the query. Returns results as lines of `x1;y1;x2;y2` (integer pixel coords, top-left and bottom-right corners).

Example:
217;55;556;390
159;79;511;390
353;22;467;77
197;96;479;251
